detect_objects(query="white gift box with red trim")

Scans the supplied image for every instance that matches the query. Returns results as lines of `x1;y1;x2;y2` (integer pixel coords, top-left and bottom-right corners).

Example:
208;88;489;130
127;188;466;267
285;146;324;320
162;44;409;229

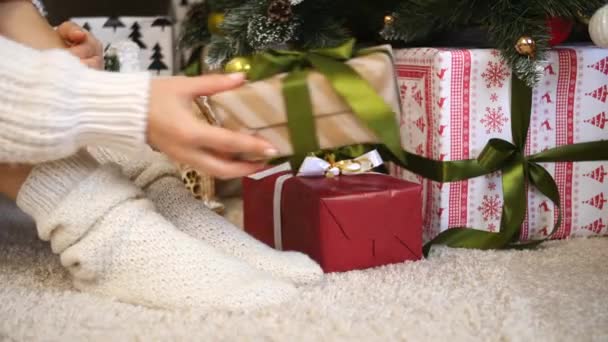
389;46;608;242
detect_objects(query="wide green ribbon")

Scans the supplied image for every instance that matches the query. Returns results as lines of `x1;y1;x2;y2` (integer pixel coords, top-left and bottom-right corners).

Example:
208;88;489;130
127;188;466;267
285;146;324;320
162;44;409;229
245;40;608;256
383;76;608;256
246;39;405;167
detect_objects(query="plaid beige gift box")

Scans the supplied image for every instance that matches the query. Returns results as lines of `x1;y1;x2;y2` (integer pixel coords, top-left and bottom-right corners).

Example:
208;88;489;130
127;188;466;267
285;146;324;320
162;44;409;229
204;49;401;157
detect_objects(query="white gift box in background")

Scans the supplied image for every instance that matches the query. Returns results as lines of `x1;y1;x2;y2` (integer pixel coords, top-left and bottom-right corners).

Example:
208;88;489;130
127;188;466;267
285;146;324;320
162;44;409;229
71;16;175;76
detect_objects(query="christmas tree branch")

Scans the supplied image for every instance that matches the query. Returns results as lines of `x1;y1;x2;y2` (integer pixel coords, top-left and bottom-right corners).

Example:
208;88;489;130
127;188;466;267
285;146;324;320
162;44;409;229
179;0;604;82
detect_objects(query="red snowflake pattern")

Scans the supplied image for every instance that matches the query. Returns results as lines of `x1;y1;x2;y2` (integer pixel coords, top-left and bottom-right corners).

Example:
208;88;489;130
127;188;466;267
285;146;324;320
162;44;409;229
414;116;426;132
412;90;423;107
400;84;408;97
481;61;510;88
488;182;497;191
478;194;502;222
491;50;501;57
490;93;499;102
481;107;509;133
487;223;497;232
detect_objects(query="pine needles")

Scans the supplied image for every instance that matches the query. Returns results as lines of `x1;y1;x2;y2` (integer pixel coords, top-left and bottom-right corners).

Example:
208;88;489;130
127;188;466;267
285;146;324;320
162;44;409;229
179;0;604;84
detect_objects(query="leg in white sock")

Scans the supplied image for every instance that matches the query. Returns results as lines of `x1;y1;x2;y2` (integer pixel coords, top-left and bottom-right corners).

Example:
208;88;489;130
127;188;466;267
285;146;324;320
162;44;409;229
90;147;324;285
17;152;296;310
148;176;324;285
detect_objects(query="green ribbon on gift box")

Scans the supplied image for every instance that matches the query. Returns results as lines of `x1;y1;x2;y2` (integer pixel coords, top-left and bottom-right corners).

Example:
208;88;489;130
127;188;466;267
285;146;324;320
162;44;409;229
382;76;608;256
241;40;608;256
245;39;405;167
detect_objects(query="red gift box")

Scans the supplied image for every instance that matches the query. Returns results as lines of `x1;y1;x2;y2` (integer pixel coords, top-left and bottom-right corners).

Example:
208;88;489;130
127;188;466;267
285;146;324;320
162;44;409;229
243;169;423;273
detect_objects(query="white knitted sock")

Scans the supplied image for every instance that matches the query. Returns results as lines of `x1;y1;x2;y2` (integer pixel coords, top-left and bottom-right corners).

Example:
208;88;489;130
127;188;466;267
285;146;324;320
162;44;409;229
91;147;324;285
17;153;296;310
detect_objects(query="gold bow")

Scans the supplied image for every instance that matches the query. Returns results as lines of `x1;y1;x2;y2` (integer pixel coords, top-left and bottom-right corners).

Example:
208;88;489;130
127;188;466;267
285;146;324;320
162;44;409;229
297;150;384;178
323;154;373;178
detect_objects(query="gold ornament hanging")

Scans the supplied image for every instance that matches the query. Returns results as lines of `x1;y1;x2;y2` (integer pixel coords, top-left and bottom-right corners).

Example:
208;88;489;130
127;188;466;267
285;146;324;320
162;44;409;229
207;12;225;36
224;56;252;73
515;36;537;58
384;15;395;25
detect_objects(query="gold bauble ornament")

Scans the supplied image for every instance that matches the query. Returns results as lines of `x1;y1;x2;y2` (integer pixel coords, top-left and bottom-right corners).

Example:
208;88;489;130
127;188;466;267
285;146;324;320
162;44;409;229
207;12;225;36
384;15;395;25
515;36;537;58
224;56;252;74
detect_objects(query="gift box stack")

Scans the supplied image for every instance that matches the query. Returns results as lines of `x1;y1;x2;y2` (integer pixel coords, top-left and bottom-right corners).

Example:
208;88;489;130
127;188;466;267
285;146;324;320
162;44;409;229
177;1;608;272
204;41;608;272
208;44;608;270
389;47;608;242
212;46;425;273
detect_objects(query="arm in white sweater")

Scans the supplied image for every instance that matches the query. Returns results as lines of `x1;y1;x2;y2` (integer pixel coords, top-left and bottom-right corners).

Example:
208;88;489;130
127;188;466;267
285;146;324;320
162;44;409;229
0;36;150;164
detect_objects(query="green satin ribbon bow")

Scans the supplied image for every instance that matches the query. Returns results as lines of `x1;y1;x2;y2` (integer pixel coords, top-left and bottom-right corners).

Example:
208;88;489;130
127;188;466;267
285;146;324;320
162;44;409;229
246;39;405;167
385;76;608;256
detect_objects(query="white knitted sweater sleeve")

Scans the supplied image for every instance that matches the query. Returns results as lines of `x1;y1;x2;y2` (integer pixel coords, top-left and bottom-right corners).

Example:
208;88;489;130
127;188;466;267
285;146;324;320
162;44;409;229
0;36;150;164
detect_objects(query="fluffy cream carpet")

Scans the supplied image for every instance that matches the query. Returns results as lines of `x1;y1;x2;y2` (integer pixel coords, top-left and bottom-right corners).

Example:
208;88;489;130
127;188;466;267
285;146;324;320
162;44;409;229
1;195;607;341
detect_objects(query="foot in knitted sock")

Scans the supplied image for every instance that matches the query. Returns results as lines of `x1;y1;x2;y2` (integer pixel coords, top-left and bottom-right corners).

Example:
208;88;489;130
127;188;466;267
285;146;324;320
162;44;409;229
17;157;296;310
147;176;324;285
90;147;323;285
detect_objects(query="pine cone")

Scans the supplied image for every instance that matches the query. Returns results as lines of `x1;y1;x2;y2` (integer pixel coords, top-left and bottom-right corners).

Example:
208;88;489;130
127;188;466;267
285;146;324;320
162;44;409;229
267;0;293;23
247;14;298;49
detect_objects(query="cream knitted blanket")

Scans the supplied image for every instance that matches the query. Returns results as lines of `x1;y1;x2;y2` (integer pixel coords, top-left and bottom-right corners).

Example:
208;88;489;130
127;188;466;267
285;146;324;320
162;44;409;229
1;196;607;341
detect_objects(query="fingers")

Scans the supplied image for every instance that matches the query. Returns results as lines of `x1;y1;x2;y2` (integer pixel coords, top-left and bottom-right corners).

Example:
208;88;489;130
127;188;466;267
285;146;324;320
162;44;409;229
68;38;102;59
193;124;278;157
68;29;87;44
183;73;247;96
81;56;104;70
180;148;266;179
58;21;103;67
57;21;86;44
163;119;276;178
146;75;277;179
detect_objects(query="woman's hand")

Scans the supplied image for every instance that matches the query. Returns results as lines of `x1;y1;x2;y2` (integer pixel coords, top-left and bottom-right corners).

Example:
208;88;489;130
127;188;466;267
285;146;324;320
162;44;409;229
45;20;272;179
148;73;279;179
56;21;104;70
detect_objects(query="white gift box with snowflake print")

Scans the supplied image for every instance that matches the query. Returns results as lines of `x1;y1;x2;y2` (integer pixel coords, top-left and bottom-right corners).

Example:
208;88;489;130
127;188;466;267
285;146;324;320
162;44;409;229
390;47;608;243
